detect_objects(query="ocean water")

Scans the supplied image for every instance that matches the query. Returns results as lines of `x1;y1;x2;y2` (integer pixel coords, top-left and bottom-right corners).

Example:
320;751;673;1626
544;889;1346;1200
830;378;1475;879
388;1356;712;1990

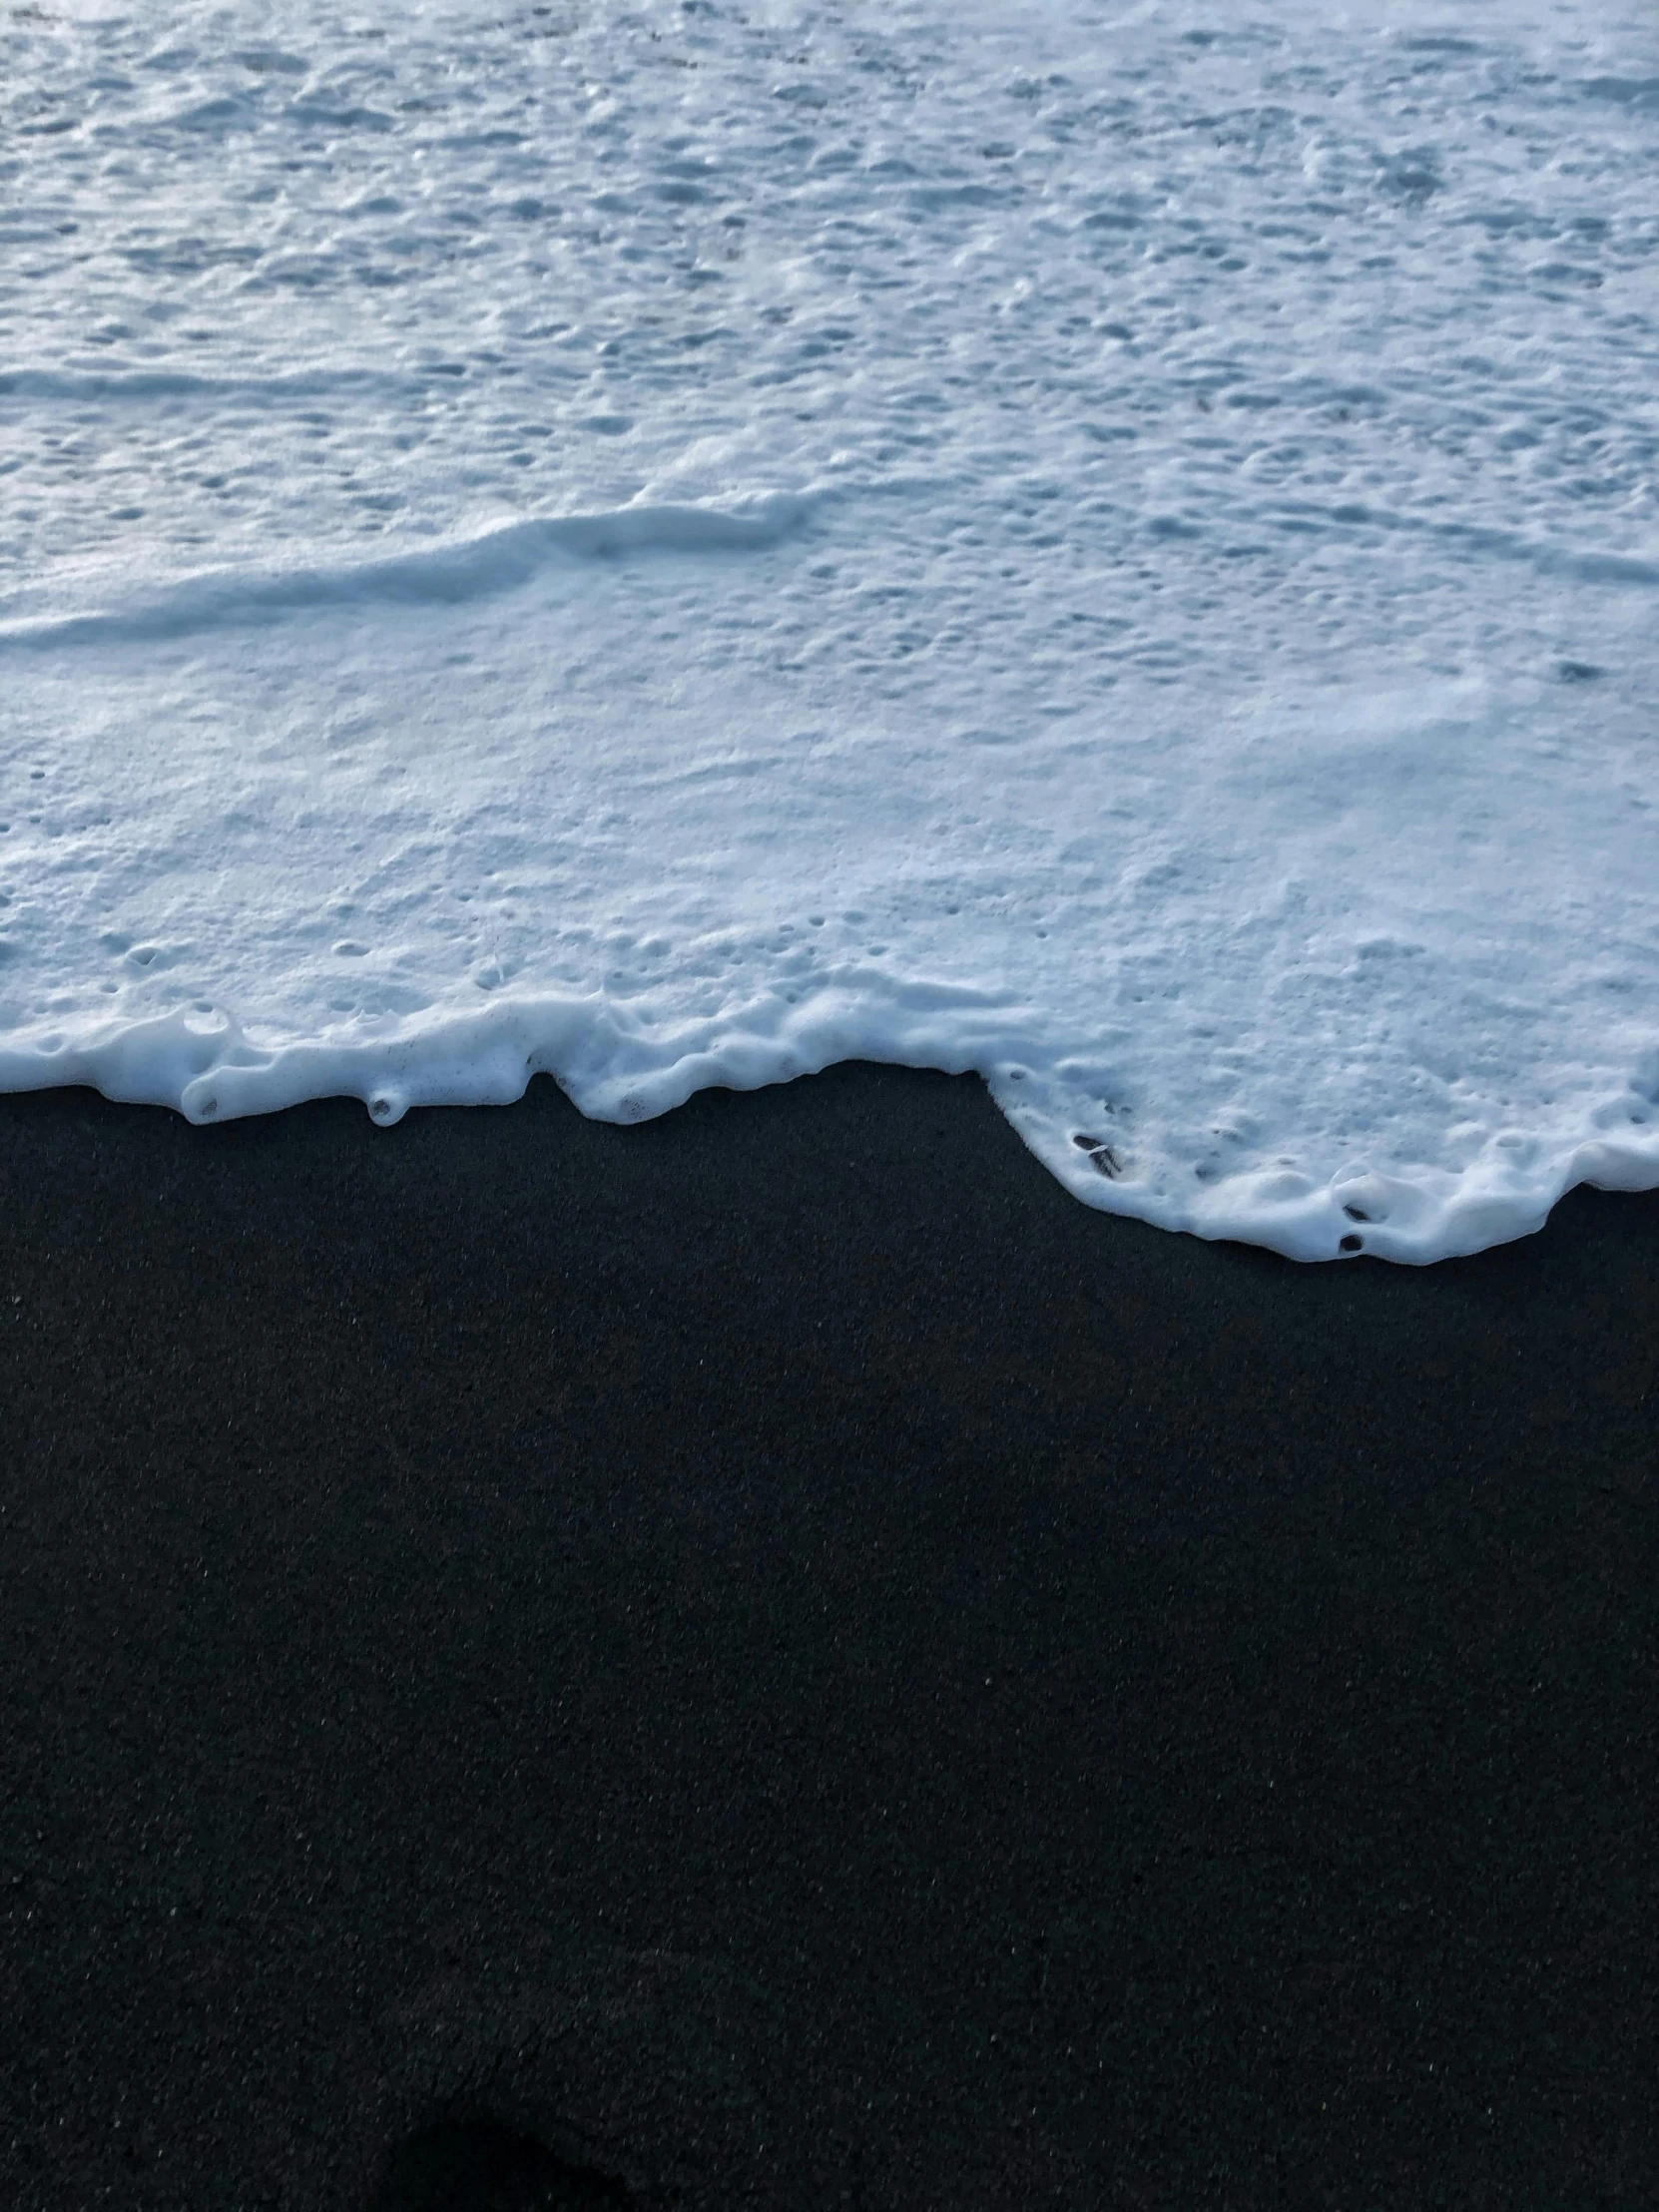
2;0;1656;1261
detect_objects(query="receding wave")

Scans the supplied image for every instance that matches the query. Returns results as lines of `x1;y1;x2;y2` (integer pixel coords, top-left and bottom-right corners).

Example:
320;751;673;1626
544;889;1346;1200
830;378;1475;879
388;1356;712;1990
4;0;1657;1266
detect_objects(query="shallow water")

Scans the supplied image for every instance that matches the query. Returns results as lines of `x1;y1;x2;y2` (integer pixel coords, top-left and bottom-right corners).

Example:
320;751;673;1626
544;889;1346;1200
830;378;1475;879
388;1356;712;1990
2;0;1657;1258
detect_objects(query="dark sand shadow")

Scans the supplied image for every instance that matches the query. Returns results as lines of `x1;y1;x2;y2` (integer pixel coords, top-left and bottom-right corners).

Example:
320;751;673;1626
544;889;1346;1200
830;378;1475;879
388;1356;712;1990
369;2120;631;2212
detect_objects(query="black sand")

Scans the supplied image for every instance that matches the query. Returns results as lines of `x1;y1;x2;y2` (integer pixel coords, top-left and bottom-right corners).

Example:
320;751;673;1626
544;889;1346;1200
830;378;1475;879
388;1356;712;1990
2;1064;1656;2210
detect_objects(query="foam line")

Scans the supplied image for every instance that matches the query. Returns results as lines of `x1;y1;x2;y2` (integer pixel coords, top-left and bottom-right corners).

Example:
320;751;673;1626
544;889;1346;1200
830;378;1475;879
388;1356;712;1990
4;989;1659;1265
0;365;392;404
1256;497;1659;591
0;494;815;652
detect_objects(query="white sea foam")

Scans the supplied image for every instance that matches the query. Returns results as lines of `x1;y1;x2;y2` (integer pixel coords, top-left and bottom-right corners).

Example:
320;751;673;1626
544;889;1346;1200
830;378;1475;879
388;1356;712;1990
2;0;1657;1260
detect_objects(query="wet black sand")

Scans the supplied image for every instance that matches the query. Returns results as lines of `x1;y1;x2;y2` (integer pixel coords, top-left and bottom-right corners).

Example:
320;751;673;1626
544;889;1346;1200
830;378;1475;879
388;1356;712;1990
2;1064;1656;2210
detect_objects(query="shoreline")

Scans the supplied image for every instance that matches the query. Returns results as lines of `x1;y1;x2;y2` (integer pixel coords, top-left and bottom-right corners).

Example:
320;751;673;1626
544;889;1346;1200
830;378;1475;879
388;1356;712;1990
3;1063;1656;2208
5;1023;1656;1267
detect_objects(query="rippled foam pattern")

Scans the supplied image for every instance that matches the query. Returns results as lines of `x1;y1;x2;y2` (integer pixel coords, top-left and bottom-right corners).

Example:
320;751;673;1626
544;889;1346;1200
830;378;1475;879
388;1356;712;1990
2;0;1657;1260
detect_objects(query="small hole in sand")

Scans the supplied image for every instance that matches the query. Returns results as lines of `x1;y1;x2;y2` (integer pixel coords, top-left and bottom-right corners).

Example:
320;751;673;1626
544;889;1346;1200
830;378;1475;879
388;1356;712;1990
1339;1232;1363;1254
